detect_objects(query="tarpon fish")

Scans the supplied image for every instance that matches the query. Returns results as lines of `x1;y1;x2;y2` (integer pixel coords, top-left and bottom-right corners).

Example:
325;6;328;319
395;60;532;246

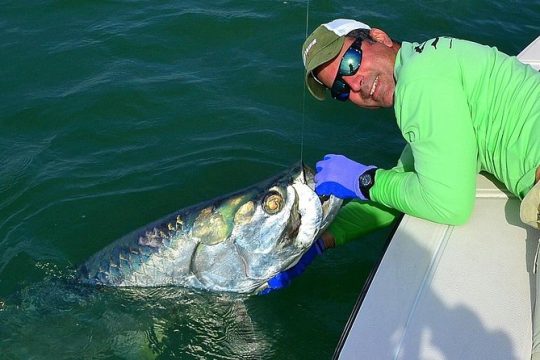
78;163;342;294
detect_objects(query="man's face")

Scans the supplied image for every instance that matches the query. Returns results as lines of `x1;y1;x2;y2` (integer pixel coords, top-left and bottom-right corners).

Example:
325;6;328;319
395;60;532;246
314;33;398;108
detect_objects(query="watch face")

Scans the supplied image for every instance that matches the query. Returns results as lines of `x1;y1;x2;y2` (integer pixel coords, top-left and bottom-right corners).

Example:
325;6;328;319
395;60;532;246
360;173;373;187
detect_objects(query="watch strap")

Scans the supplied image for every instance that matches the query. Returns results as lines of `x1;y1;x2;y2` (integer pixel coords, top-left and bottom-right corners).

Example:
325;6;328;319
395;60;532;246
358;168;377;200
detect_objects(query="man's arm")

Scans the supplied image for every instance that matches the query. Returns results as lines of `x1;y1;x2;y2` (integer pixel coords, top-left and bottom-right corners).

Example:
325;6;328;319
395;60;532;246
372;78;478;225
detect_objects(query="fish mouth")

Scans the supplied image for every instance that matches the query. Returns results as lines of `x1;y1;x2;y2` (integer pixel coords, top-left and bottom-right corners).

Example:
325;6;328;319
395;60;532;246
288;164;343;247
286;198;301;240
317;194;343;236
300;163;343;227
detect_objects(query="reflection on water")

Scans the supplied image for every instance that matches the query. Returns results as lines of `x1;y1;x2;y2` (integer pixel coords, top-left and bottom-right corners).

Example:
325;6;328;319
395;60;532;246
0;276;271;359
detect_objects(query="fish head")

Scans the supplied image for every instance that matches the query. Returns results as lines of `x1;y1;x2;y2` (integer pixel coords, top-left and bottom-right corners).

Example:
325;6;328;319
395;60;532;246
229;162;342;284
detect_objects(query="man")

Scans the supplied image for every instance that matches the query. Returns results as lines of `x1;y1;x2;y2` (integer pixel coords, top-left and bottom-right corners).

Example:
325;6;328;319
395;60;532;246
307;18;539;245
265;18;539;289
265;17;540;359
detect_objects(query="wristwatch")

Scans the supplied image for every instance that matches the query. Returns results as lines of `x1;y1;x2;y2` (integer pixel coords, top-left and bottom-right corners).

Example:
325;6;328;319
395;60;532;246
358;168;377;200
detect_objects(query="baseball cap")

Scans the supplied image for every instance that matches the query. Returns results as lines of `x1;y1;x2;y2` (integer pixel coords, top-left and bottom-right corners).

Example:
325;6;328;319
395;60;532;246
302;19;371;100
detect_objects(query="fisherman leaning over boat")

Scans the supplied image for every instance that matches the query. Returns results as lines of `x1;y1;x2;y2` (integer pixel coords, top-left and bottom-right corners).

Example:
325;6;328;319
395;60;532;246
265;17;540;356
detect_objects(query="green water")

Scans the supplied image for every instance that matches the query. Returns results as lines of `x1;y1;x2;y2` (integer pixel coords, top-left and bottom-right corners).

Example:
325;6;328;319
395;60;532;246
1;0;538;358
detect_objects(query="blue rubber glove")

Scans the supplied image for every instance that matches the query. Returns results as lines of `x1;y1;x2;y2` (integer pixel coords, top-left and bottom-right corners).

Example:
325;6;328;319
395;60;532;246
315;154;377;201
259;238;325;295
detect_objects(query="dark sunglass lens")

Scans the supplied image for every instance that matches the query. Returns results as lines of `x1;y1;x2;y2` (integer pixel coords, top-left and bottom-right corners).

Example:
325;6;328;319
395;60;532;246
331;79;347;92
331;79;349;101
334;92;349;101
339;48;362;76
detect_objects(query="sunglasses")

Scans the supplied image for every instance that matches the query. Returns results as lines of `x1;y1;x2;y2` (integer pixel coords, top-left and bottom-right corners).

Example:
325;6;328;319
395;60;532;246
330;39;363;101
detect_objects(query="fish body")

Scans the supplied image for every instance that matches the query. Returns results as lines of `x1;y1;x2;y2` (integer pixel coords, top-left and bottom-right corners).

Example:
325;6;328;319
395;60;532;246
78;163;342;294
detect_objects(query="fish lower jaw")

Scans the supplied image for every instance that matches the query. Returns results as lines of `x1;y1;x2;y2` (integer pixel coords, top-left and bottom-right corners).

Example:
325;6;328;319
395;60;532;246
293;225;318;249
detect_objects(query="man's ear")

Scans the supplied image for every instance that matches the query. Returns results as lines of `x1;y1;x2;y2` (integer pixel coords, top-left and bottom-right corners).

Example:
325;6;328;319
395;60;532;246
370;28;393;47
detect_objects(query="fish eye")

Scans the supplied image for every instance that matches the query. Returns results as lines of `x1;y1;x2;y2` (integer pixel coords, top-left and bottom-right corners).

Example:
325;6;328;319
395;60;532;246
262;190;284;215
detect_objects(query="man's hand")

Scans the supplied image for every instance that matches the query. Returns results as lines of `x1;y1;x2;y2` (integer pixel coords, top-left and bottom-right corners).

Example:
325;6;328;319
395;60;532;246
259;238;326;295
315;154;377;201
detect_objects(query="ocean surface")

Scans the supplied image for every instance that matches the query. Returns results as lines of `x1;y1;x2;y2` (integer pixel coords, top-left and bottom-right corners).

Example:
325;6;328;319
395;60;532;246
1;0;539;358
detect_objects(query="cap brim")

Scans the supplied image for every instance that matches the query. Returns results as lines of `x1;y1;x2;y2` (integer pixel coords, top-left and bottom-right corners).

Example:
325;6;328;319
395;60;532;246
306;75;326;100
304;37;344;101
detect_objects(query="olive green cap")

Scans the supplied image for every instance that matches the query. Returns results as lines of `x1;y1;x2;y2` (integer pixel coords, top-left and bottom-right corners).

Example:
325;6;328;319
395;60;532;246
302;19;371;100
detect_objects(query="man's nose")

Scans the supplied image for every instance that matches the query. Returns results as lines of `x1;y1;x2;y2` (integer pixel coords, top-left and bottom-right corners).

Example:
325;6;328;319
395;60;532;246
343;74;363;94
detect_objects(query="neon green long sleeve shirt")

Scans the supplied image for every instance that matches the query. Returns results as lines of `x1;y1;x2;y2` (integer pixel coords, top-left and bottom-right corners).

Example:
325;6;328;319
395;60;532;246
371;37;540;225
328;38;540;246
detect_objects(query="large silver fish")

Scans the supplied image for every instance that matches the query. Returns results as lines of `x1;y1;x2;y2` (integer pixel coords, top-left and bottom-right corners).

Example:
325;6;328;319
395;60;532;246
78;163;342;294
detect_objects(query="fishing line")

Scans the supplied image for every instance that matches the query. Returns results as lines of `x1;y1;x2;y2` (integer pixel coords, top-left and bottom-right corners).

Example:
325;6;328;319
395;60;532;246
299;0;310;165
